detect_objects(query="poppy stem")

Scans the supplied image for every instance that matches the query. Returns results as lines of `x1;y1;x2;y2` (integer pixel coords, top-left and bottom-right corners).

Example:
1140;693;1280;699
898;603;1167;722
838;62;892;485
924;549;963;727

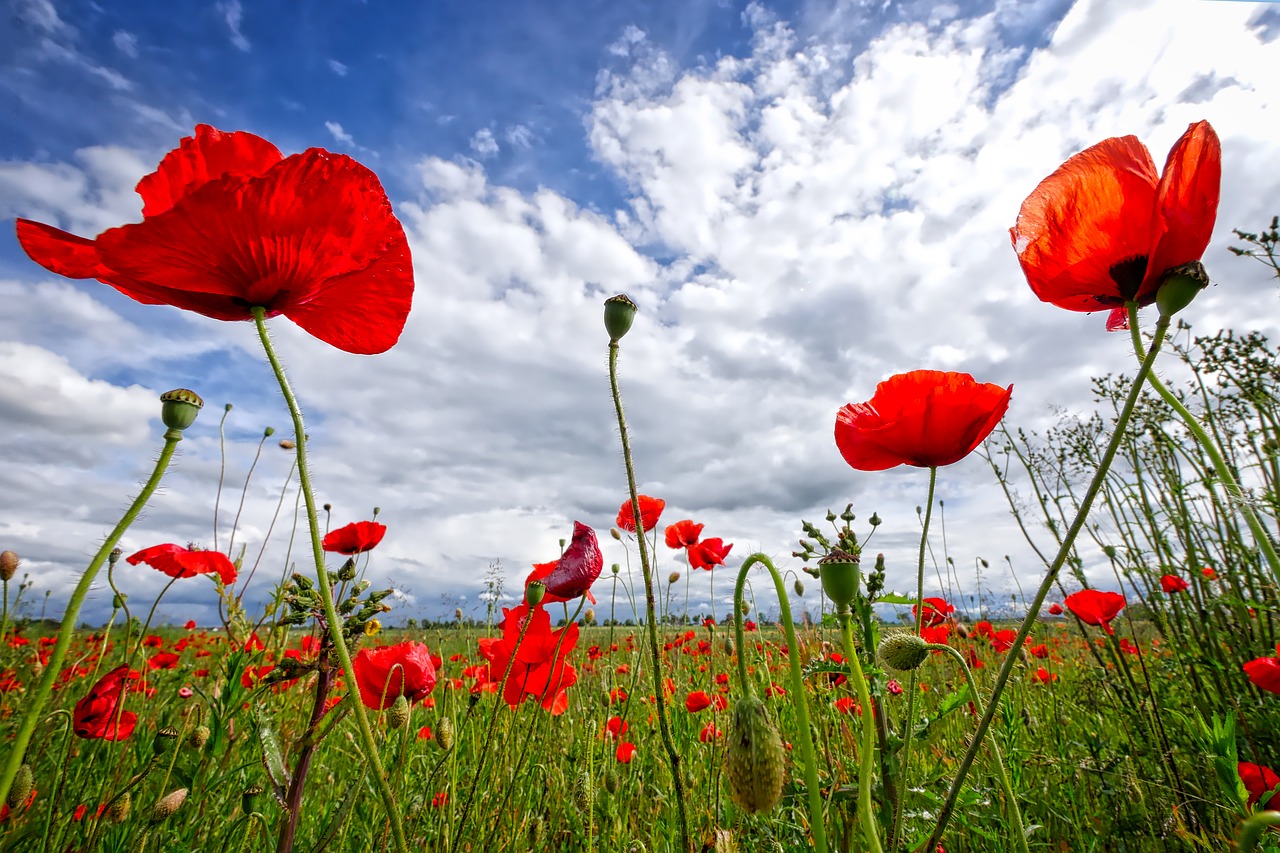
891;465;936;848
734;554;830;853
250;309;409;853
609;340;694;853
1126;316;1280;588
921;303;1170;853
836;608;885;853
0;426;183;809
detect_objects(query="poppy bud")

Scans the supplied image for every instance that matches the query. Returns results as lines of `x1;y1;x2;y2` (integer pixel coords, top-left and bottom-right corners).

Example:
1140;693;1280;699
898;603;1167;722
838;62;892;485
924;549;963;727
724;638;735;655
793;579;804;597
818;549;860;612
604;293;638;343
279;439;296;450
337;559;357;582
0;550;18;582
878;633;929;672
723;695;786;814
7;764;32;810
612;563;620;575
187;725;210;751
108;791;131;823
263;427;275;437
159;388;203;431
149;788;187;823
584;608;596;624
241;785;262;815
112;592;127;610
387;695;410;729
1156;261;1209;320
1102;545;1117;559
610;528;622;541
604;768;619;794
573;770;593;813
668;571;681;585
436;716;455;751
526;581;546;607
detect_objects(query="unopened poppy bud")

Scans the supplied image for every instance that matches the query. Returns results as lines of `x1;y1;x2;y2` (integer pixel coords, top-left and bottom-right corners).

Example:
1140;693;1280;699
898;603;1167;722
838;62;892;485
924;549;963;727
241;785;262;815
263;426;275;437
818;549;860;611
604;293;638;343
1156;261;1209;320
337;559;357;581
612;563;620;575
526;581;546;607
723;695;785;814
7;764;32;809
610;527;622;541
112;592;127;610
436;716;455;751
1103;545;1117;559
584;608;596;624
869;512;882;527
604;768;620;795
159;388;203;431
149;788;187;823
387;695;410;729
187;725;210;751
108;791;131;823
668;571;680;585
724;638;735;655
573;770;593;813
793;579;804;597
0;550;18;582
279;439;296;450
878;633;929;672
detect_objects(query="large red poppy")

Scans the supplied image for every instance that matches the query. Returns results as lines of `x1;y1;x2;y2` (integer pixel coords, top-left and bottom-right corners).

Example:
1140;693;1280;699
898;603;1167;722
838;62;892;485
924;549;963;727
835;370;1012;470
687;537;732;571
1244;648;1280;696
73;665;139;741
477;604;579;715
1240;762;1280;810
352;641;438;710
15;124;414;355
525;522;602;604
1011;121;1220;330
664;520;704;549
616;495;665;534
322;521;387;555
1064;589;1126;635
913;596;955;628
126;544;237;585
1160;574;1190;593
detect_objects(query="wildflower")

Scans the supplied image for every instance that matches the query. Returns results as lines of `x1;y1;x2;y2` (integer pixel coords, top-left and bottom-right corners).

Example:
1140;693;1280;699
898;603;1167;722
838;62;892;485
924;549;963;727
477;604;579;715
685;691;713;713
687;538;733;571
699;722;722;742
913;596;955;628
616;495;665;533
1031;667;1058;684
1244;648;1280;696
525;521;603;604
1160;574;1190;593
616;741;636;763
15;124;414;355
183;619;197;630
990;629;1018;654
603;716;629;740
886;680;903;696
73;665;139;741
127;544;236;585
1047;603;1064;616
664;520;704;549
1011;121;1220;330
1064;590;1126;635
834;697;858;714
1240;762;1280;809
835;370;1012;470
148;653;180;670
351;641;438;710
322;521;387;555
1202;566;1219;581
417;725;433;741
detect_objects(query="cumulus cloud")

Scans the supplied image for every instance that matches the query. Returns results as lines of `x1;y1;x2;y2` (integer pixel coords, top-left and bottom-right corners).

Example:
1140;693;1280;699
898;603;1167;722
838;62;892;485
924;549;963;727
469;128;500;158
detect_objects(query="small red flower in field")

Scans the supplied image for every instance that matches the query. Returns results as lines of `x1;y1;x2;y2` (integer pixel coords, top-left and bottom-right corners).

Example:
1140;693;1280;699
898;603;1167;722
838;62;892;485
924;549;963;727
1047;603;1064;616
685;691;712;713
1011;121;1220;330
1160;574;1190;593
178;686;194;698
1029;644;1049;659
920;625;950;646
1202;567;1218;581
322;521;387;555
834;696;858;714
148;653;180;670
913;596;955;628
1064;589;1127;635
417;725;432;741
990;629;1018;654
1240;762;1280;809
616;495;665;533
431;791;449;809
127;544;237;585
604;716;628;740
184;619;197;630
142;635;164;649
525;522;603;604
687;538;732;571
886;680;903;695
1120;638;1141;656
743;620;758;633
835;370;1012;471
0;670;23;692
15;124;414;355
616;741;637;763
1244;649;1280;696
477;604;579;715
1030;667;1058;684
73;665;139;740
665;520;704;549
972;621;994;639
699;722;722;742
352;641;438;710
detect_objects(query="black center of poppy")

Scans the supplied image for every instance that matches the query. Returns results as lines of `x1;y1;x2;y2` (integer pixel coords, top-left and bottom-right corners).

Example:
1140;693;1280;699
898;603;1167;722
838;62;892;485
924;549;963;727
1108;255;1148;303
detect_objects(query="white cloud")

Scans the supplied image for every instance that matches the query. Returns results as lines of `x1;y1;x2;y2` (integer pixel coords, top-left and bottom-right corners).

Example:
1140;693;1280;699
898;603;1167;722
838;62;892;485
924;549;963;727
505;124;534;149
112;30;138;58
469;128;499;158
216;0;251;52
328;58;348;76
325;121;356;147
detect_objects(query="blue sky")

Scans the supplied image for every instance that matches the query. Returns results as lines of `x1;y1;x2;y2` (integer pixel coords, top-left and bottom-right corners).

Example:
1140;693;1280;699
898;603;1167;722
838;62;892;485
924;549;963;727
2;0;1280;626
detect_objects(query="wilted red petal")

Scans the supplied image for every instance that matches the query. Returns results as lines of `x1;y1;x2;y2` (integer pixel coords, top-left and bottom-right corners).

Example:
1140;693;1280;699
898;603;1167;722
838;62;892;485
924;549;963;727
137;124;283;217
525;522;602;603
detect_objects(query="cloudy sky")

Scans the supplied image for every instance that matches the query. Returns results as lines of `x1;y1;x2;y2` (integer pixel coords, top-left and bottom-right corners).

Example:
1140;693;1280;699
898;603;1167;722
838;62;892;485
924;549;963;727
1;0;1278;627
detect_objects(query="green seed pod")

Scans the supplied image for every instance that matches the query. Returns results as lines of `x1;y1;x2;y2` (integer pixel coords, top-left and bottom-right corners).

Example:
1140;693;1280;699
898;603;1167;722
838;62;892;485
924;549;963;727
387;695;410;730
1157;261;1209;320
526;581;546;607
108;791;131;823
337;558;357;582
436;716;455;751
818;548;860;611
723;695;786;814
153;726;181;756
159;388;204;431
668;571;681;585
7;764;33;809
724;638;735;656
878;632;929;672
793;578;804;597
604;293;638;343
603;768;620;795
241;785;262;815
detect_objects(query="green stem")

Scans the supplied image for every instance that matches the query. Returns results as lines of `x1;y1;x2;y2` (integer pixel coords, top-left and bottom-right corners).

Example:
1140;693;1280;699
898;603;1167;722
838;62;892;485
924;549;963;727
838;610;885;853
1127;318;1280;588
734;554;829;853
608;340;693;853
892;465;936;848
921;303;1169;852
928;643;1030;853
0;426;183;807
251;308;408;853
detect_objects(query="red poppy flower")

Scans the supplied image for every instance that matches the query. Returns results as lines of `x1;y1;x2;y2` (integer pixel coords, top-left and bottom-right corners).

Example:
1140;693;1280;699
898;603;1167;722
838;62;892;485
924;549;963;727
72;665;139;740
913;596;955;628
687;538;732;571
1160;574;1190;593
1064;589;1126;635
1030;667;1058;684
603;715;629;740
1047;603;1064;616
477;604;579;715
699;722;722;742
1202;567;1218;581
685;690;712;713
1011;121;1220;330
351;641;438;710
835;370;1013;471
616;495;666;533
665;520;704;549
990;629;1018;654
1244;649;1280;696
126;544;237;585
1240;762;1280;809
322;521;387;555
616;741;636;763
148;653;180;670
525;521;603;604
184;619;197;630
15;125;414;355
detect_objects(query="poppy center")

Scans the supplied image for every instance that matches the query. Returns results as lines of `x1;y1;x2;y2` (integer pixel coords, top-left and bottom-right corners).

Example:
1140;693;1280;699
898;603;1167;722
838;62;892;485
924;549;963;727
1108;255;1148;303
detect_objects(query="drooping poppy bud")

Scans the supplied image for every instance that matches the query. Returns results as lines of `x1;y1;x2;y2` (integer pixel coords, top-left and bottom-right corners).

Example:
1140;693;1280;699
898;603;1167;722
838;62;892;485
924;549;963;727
723;695;786;814
878;633;930;672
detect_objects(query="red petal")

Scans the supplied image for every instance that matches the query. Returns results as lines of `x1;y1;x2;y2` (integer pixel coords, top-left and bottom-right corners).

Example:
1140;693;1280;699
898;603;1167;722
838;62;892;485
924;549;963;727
1011;136;1159;311
137;124;282;217
1143;120;1221;293
15;219;110;279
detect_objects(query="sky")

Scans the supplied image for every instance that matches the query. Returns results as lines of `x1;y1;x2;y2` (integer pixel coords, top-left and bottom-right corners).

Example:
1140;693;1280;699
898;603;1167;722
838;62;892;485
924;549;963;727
1;0;1279;628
